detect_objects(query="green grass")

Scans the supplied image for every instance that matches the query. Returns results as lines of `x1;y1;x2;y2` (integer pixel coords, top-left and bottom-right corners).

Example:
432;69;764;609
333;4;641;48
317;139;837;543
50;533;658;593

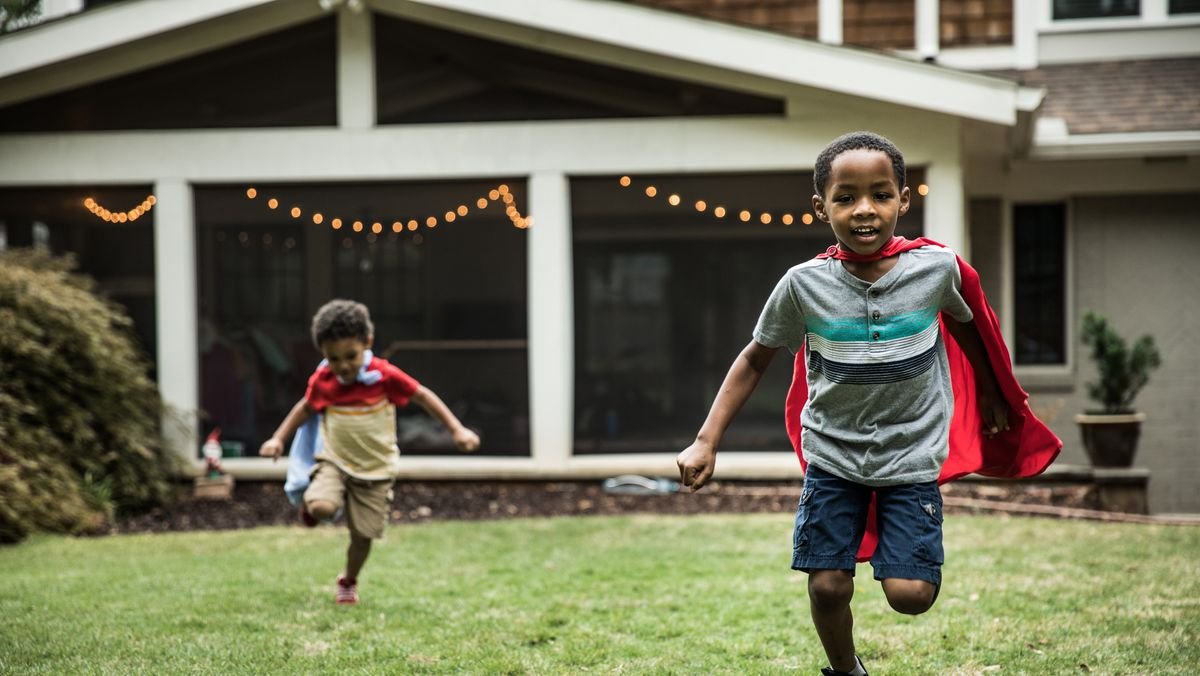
2;514;1197;675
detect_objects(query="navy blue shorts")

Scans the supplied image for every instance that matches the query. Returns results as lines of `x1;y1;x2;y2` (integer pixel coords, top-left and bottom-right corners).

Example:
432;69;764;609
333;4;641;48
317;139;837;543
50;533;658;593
792;465;944;585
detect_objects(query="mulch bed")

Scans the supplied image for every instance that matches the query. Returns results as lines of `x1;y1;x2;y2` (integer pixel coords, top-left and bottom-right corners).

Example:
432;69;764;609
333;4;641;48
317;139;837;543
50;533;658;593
109;478;1103;535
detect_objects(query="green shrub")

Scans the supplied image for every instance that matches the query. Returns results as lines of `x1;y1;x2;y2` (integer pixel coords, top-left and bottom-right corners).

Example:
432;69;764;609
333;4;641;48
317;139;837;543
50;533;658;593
0;250;178;543
1080;311;1162;415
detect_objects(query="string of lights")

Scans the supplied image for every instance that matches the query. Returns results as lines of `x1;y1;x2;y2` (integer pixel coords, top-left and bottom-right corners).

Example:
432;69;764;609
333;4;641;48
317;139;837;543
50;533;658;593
244;184;531;234
617;175;928;225
82;195;157;223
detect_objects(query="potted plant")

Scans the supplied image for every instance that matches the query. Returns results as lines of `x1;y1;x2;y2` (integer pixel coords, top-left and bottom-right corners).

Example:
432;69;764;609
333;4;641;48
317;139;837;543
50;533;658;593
1075;311;1162;467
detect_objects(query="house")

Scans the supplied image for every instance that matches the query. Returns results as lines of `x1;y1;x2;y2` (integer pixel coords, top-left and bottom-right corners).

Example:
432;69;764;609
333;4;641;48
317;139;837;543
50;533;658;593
0;0;1196;512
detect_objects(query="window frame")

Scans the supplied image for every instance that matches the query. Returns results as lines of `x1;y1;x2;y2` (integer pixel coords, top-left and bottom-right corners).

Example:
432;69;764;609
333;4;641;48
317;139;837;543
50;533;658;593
1004;197;1075;387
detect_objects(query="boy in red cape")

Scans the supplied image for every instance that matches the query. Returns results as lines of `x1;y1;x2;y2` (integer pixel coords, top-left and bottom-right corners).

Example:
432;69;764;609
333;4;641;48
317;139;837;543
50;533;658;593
677;132;1060;676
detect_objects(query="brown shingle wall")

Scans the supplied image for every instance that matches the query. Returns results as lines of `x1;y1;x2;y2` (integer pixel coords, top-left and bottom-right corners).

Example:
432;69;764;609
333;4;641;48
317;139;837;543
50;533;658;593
940;0;1013;47
995;58;1200;134
625;0;819;40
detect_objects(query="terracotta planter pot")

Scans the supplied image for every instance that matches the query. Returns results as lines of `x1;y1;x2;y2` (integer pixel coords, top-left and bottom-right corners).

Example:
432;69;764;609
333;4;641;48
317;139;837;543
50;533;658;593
1075;412;1146;468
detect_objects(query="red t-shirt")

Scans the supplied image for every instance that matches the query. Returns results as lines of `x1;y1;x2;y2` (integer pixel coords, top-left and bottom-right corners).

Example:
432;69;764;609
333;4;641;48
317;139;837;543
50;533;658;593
304;356;420;412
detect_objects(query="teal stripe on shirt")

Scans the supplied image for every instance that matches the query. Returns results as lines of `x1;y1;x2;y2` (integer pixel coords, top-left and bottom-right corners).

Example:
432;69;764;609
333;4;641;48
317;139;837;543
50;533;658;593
806;306;940;342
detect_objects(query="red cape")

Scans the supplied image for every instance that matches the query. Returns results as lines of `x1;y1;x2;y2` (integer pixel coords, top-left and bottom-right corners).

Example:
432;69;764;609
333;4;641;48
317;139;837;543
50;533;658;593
785;237;1062;561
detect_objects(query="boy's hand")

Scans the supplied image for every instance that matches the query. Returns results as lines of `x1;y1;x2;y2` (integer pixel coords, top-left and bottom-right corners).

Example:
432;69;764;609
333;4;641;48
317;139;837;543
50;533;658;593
676;441;716;492
979;389;1010;438
453;428;481;453
259;438;285;462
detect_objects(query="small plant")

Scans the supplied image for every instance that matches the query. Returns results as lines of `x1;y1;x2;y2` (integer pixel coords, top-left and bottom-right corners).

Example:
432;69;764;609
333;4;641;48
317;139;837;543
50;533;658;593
1080;311;1161;415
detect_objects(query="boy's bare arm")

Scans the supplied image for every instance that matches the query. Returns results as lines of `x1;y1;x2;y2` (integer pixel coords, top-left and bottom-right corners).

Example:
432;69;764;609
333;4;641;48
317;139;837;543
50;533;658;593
944;317;1010;437
410;386;480;452
258;398;314;461
677;340;779;492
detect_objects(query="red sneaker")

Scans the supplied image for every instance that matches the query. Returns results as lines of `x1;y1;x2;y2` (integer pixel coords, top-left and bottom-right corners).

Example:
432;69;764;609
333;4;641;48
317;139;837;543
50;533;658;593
298;504;318;528
335;574;358;605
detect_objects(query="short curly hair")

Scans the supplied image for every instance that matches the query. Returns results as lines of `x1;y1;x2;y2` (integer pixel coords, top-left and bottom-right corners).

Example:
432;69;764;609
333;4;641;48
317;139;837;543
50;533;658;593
813;131;906;197
310;299;374;348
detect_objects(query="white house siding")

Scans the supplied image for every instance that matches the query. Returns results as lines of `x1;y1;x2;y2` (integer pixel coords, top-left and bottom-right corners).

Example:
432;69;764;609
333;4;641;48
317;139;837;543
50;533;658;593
1056;194;1200;514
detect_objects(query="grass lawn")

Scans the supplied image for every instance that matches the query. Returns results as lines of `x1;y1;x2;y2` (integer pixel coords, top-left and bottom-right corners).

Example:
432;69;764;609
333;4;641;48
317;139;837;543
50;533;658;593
2;513;1197;675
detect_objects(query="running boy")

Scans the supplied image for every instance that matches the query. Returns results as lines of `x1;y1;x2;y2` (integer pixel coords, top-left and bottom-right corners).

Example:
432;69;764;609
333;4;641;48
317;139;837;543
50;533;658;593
676;131;1058;675
260;299;479;604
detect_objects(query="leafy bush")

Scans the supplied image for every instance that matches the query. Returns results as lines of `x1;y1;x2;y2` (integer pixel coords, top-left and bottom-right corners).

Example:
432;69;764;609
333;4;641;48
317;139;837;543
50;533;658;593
0;250;178;543
1080;311;1162;415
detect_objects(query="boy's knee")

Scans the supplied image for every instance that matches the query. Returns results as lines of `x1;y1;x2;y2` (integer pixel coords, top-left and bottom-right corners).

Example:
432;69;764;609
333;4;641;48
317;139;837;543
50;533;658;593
882;579;937;615
807;570;854;611
307;500;338;521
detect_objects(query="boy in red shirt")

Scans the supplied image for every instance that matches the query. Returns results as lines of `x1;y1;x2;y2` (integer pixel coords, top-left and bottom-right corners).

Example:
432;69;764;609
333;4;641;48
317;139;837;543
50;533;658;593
260;299;479;604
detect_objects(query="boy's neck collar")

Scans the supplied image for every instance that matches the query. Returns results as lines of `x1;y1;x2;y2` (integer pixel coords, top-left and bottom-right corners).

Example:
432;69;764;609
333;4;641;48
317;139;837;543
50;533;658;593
817;236;926;262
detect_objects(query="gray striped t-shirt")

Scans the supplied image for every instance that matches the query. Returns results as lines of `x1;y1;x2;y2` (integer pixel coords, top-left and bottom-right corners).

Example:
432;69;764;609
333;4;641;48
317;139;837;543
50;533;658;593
753;246;972;486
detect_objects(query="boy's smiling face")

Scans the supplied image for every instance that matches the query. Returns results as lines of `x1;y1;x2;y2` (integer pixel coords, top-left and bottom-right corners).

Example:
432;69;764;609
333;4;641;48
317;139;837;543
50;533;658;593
320;336;371;384
813;148;910;256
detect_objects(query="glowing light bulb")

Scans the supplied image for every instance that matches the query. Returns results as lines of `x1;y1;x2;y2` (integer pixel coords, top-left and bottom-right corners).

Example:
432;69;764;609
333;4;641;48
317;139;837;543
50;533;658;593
426;217;437;228
918;184;929;196
331;218;343;230
489;190;500;200
353;221;363;232
477;198;488;209
147;196;157;205
739;210;751;222
782;214;794;225
645;186;657;197
313;213;324;225
457;205;468;217
408;220;418;231
619;176;632;187
291;207;302;218
246;188;257;199
498;184;510;195
445;212;456;223
695;200;707;212
714;206;726;218
371;222;382;234
392;222;402;233
267;198;279;209
760;213;772;224
802;213;814;225
668;194;681;206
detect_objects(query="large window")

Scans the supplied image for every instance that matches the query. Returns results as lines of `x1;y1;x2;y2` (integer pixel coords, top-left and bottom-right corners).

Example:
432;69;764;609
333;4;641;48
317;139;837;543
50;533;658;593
572;171;926;454
0;186;157;373
1053;0;1139;20
196;180;530;457
1012;203;1067;366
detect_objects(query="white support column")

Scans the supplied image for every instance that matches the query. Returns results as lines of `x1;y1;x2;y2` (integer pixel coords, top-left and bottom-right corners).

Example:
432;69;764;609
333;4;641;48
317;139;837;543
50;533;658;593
337;7;375;130
39;0;84;22
922;126;967;256
153;179;199;470
818;0;843;45
1143;0;1168;22
1013;0;1039;69
526;172;574;472
916;0;940;60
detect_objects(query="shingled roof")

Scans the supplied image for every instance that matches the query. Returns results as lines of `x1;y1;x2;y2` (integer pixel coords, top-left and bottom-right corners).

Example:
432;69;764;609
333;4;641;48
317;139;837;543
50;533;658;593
992;57;1200;135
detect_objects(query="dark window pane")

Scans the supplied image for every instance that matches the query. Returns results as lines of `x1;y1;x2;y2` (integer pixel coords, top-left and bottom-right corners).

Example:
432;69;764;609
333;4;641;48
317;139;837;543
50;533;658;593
0;186;158;374
572;171;927;454
1013;203;1066;365
0;19;336;131
374;15;783;124
196;181;529;457
1170;0;1200;13
1054;0;1139;19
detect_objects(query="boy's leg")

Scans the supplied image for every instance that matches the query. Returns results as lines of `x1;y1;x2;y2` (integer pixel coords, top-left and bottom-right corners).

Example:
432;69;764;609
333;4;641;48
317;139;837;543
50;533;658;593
809;570;858;672
336;477;393;595
303;462;346;522
871;480;943;615
792;466;872;673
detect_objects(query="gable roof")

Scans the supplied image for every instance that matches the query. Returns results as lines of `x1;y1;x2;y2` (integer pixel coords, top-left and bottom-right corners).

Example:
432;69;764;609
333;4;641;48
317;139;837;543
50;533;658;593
0;0;1038;128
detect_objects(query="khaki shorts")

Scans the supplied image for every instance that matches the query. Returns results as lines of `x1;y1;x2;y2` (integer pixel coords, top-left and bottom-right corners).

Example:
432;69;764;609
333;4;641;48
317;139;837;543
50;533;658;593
304;461;394;540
